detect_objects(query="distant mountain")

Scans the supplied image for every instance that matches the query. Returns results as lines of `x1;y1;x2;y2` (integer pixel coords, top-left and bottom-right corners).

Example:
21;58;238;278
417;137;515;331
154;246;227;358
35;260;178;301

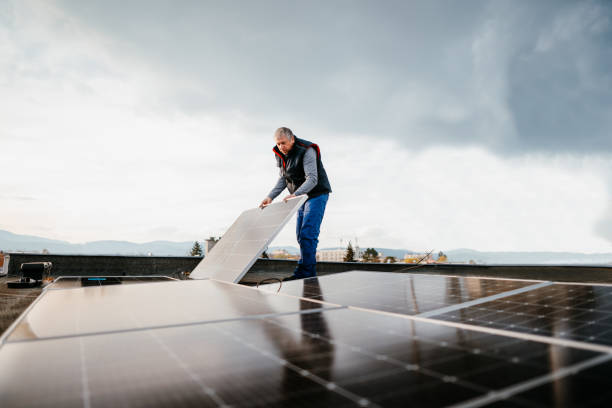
2;229;612;264
0;230;194;256
444;248;612;265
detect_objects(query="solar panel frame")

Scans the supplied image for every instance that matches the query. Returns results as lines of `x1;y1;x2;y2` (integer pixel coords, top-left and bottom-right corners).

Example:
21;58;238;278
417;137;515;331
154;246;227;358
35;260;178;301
189;195;308;282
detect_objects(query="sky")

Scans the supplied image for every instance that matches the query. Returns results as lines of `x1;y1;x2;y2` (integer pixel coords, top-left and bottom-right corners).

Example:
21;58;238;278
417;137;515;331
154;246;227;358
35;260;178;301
1;0;611;253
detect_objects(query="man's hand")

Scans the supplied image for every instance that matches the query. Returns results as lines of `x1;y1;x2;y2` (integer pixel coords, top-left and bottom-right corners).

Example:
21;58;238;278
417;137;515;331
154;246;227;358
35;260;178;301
283;194;297;203
259;197;273;208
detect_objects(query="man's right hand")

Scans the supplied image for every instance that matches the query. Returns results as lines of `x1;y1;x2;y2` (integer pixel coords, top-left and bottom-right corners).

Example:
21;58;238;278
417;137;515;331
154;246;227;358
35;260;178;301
259;197;273;208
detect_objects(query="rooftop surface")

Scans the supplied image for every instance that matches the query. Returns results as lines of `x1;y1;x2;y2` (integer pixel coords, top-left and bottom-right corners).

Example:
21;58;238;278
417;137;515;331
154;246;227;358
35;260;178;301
0;276;42;336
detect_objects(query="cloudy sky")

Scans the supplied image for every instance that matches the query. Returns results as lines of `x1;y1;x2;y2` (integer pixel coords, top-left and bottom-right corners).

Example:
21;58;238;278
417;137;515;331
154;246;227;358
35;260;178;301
1;0;611;253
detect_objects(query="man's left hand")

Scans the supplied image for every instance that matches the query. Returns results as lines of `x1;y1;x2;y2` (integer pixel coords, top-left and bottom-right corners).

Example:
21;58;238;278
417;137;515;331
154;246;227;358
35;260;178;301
283;194;297;202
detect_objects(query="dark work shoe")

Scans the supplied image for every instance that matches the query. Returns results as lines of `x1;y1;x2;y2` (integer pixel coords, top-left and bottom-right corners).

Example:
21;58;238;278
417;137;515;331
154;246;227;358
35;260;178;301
283;275;300;282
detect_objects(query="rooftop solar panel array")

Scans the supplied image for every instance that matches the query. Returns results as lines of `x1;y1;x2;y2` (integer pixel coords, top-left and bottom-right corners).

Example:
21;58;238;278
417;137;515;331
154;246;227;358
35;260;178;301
3;287;612;407
2;273;612;407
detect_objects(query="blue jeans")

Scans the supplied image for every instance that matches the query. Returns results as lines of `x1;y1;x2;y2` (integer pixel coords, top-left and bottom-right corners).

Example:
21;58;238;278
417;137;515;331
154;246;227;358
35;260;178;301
294;193;329;278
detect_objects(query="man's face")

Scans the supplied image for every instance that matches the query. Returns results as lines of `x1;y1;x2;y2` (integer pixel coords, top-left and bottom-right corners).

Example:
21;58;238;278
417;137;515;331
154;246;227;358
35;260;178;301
274;133;295;155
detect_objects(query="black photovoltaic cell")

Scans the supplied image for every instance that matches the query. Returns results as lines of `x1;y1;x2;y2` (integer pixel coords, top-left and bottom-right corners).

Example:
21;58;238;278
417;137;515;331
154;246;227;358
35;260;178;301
267;271;536;316
497;358;612;407
0;307;608;407
434;283;612;347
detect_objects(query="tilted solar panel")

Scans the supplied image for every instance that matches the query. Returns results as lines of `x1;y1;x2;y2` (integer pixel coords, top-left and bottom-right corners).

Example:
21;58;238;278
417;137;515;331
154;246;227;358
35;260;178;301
190;195;307;282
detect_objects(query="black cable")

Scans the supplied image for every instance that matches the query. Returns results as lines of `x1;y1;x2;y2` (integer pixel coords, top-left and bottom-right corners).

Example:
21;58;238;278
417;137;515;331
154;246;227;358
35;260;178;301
391;249;435;273
256;277;283;292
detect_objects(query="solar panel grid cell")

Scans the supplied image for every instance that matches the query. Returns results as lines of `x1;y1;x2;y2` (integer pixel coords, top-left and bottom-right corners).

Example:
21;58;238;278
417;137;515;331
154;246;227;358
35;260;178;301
499;358;612;408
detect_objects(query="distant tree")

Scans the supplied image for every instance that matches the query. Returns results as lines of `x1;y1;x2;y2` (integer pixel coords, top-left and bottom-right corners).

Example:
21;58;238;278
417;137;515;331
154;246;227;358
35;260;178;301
261;250;269;259
362;248;379;262
190;241;203;256
384;256;397;263
437;251;448;263
344;242;356;262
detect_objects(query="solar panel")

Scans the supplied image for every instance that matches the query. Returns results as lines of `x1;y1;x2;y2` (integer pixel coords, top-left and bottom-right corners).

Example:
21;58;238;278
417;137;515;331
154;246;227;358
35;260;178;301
1;306;609;407
4;279;335;342
434;282;612;348
190;195;308;282
266;271;543;316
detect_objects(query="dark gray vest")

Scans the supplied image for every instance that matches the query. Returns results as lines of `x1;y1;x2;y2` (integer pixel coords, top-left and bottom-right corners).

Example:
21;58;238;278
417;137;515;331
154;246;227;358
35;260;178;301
273;137;332;198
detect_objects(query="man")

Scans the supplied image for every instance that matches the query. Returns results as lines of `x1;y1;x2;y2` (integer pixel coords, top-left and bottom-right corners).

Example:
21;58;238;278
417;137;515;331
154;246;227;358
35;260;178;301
260;127;332;280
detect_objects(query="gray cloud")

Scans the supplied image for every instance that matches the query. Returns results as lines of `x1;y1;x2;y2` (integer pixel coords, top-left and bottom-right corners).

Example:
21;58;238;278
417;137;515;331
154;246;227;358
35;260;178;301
51;0;612;155
596;211;612;243
3;0;611;251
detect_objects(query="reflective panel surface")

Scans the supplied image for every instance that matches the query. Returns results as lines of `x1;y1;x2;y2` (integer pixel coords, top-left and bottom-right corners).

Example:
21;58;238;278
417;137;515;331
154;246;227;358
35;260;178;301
497;358;612;407
6;279;332;341
435;283;612;347
0;307;607;408
190;196;307;282
266;271;537;315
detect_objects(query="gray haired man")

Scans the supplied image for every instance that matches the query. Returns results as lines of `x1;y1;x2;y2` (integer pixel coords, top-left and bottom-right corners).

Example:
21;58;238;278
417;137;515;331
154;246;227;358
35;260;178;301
260;127;332;279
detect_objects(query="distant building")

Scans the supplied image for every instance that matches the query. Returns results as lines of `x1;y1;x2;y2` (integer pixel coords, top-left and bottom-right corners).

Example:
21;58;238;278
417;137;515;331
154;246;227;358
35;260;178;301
204;237;219;256
316;249;346;262
269;249;292;259
404;253;435;264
